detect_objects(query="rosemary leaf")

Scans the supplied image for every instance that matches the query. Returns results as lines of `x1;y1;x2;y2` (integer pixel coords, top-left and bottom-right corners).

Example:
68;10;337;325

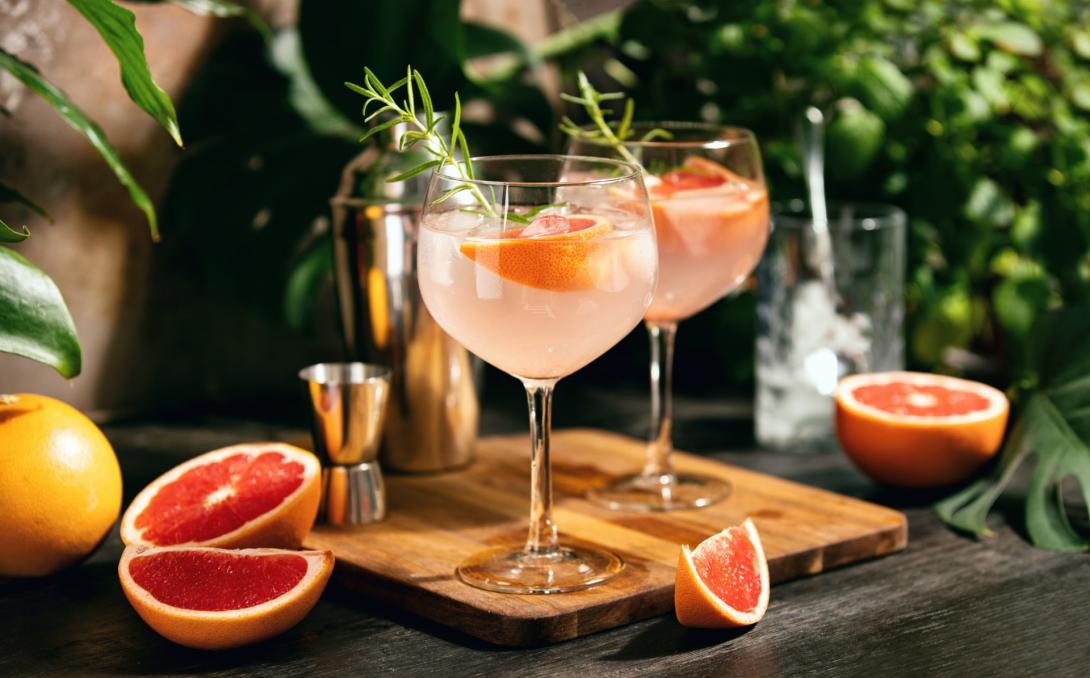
433;184;472;204
346;67;494;216
387;159;442;183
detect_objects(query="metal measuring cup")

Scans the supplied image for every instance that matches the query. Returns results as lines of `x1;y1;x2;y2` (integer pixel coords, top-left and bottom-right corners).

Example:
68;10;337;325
299;362;391;525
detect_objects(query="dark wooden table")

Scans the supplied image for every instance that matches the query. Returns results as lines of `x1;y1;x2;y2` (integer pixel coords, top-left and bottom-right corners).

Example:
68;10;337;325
2;387;1087;677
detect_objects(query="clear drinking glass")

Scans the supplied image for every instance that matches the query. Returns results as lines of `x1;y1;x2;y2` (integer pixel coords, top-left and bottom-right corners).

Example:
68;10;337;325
417;155;657;593
756;201;906;450
569;124;770;510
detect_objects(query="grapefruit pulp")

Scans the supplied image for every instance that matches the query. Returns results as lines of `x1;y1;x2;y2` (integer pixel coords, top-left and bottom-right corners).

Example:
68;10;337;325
458;214;613;291
675;518;770;628
835;371;1009;488
119;545;333;649
121;443;321;549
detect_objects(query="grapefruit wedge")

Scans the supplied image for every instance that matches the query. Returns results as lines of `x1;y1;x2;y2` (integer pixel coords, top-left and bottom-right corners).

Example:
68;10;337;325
675;518;770;628
121;443;321;549
119;545;333;649
458;214;613;291
835;371;1009;488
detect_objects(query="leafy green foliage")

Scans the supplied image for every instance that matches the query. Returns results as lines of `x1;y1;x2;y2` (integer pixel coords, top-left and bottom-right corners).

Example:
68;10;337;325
164;0;552;326
0;247;81;378
936;307;1090;551
67;0;183;147
0;49;160;240
576;0;1090;380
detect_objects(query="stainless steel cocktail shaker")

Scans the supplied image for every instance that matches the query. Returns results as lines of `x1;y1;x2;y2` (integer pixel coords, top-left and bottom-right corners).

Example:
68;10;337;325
330;121;478;473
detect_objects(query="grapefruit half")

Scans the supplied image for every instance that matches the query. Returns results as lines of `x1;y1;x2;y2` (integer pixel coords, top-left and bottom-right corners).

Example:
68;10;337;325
119;545;333;649
835;371;1009;488
121;443;321;549
675;518;770;628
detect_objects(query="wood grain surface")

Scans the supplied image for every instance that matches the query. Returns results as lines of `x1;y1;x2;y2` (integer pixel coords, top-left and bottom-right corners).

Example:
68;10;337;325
304;428;907;645
2;395;1086;677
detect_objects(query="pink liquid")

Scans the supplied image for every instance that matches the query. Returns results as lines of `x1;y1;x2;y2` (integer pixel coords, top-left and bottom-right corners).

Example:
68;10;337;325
418;210;656;380
645;182;769;323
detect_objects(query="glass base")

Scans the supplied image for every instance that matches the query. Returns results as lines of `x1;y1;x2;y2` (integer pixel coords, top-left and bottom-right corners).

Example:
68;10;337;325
456;543;624;594
588;473;732;511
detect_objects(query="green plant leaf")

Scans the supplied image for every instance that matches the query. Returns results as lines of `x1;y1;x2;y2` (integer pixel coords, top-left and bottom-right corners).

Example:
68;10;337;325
66;0;183;147
935;307;1090;551
0;181;51;222
284;232;332;331
0;246;81;378
166;0;272;42
852;56;913;120
0;180;51;242
0;48;159;240
826;101;885;180
975;22;1043;57
0;221;29;243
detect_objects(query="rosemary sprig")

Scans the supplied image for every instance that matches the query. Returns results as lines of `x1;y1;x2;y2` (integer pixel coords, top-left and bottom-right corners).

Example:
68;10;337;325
558;71;672;167
345;66;494;215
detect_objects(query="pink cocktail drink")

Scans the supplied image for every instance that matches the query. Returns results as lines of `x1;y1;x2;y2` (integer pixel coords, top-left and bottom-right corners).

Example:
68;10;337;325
419;210;656;380
418;154;657;594
644;158;769;322
568;125;771;511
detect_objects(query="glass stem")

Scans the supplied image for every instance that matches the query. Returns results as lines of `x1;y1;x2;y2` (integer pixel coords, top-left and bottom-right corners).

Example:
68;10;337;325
522;379;559;555
644;321;678;479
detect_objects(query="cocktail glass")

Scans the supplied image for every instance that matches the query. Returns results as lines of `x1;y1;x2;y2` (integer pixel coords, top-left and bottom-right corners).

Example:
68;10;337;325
418;155;657;593
569;123;770;511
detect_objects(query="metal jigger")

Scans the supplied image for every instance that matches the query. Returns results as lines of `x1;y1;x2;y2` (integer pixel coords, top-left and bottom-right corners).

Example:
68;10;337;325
299;362;391;526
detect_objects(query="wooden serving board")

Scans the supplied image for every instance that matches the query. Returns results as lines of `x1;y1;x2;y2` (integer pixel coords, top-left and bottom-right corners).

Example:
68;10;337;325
305;429;907;646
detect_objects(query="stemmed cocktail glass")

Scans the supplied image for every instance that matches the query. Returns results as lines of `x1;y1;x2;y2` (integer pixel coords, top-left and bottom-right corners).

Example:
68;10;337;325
569;124;770;511
417;155;658;593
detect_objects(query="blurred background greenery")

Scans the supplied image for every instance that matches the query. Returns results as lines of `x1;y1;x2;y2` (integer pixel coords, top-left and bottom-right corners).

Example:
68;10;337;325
162;0;1089;397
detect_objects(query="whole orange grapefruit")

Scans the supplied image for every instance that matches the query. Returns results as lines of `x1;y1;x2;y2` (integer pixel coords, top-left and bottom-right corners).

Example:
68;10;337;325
0;393;122;577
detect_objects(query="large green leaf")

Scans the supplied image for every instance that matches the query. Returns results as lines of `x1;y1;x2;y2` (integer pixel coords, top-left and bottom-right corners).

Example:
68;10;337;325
0;49;159;240
66;0;183;147
936;307;1090;551
0;247;81;378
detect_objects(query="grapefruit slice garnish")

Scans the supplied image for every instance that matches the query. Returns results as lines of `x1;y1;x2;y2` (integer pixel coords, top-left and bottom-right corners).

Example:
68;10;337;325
835;371;1009;488
458;214;613;291
121;443;321;549
675;518;770;628
119;545;333;649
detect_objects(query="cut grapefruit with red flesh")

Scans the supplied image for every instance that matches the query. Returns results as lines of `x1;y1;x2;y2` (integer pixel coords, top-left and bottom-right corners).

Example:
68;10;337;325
121;443;321;549
459;214;614;291
835;372;1009;488
675;518;770;628
119;545;333;650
